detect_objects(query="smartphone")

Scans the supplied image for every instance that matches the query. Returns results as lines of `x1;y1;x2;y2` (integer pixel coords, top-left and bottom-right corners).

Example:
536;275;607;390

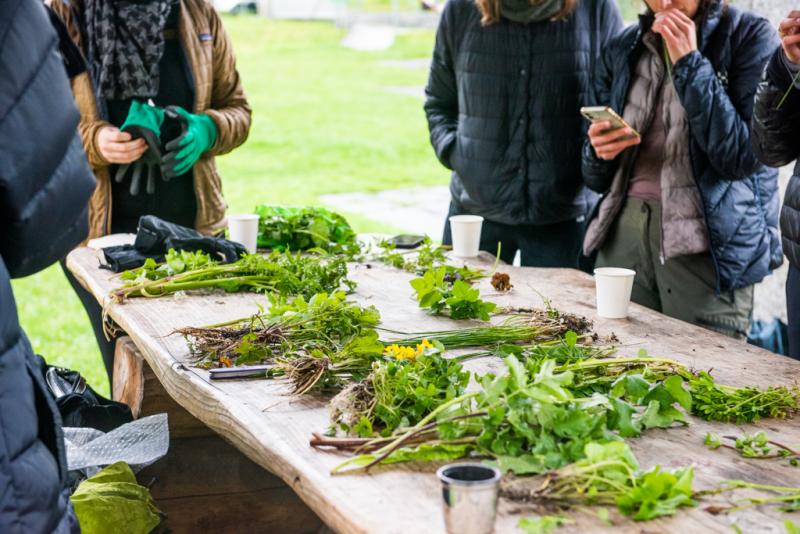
389;234;426;249
580;106;640;140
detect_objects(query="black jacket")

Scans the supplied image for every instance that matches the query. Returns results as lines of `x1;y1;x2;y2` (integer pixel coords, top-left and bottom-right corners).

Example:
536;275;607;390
424;0;623;226
0;0;96;531
582;1;781;292
752;47;800;270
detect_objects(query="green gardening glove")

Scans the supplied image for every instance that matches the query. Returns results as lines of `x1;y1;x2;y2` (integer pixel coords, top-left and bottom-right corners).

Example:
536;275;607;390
161;105;218;179
115;100;166;195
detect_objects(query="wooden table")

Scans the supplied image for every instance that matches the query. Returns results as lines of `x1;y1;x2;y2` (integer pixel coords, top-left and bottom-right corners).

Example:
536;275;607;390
66;245;800;533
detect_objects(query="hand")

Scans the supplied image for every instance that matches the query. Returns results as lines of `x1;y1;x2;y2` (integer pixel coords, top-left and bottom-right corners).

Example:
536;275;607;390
588;120;641;161
97;126;147;164
779;12;800;65
653;9;698;65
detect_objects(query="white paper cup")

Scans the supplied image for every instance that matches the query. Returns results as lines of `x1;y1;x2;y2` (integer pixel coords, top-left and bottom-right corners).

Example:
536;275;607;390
594;267;636;319
228;214;260;254
449;215;484;258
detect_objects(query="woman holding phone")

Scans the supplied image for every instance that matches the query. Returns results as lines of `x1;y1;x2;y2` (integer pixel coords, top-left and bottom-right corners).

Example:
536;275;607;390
582;0;781;338
752;9;800;358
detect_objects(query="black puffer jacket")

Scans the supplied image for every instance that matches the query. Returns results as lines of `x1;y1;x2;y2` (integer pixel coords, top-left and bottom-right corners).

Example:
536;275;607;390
752;47;800;270
0;0;96;531
424;0;623;226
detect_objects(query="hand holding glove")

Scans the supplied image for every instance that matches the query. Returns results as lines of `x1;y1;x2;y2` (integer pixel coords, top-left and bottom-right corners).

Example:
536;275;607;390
161;106;218;179
114;100;166;195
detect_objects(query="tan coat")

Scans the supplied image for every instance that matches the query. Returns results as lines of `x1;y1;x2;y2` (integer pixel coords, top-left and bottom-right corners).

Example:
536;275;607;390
50;0;251;238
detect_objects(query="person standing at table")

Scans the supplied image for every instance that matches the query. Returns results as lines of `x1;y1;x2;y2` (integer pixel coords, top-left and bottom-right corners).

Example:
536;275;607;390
0;0;97;530
51;0;252;386
752;9;800;358
424;0;623;267
583;0;781;339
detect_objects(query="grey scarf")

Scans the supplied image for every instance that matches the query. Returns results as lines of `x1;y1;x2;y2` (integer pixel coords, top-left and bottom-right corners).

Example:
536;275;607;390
501;0;564;23
85;0;172;100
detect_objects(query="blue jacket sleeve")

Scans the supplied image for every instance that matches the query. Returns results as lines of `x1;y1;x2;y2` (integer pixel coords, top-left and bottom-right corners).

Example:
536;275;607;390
0;0;95;278
672;16;778;180
581;34;621;193
424;1;458;170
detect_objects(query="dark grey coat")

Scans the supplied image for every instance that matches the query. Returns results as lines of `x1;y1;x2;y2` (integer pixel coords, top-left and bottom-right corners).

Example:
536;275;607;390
0;0;96;531
424;0;623;226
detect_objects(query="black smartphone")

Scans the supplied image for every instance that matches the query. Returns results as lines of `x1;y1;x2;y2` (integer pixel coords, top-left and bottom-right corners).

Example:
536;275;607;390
389;234;426;249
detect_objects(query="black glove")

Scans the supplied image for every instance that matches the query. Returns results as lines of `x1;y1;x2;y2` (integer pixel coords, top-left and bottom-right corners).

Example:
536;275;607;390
101;245;161;272
134;215;203;254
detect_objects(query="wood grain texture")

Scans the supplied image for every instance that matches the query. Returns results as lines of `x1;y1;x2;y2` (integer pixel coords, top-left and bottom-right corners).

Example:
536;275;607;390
67;246;800;534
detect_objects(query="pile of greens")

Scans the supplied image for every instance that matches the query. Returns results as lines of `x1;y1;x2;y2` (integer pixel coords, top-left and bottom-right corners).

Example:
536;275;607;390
502;441;696;521
112;250;353;302
255;205;359;256
328;341;471;437
411;266;496;320
314;352;800;474
178;292;385;392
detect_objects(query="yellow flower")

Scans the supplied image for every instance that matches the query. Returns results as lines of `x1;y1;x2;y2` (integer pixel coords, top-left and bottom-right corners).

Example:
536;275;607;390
384;344;417;361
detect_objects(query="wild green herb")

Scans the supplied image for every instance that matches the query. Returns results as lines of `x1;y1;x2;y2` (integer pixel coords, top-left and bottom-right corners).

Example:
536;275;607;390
517;515;573;534
410;266;496;320
689;370;800;423
392;313;594;351
317;354;694;475
704;431;799;465
502;442;695;522
113;250;353;302
177;292;382;374
374;237;485;280
328;342;471;437
700;480;800;513
254;205;359;256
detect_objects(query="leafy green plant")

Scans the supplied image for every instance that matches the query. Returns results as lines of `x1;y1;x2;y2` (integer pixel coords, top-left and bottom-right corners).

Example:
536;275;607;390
704;431;799;465
517;515;573;534
113;250;354;302
503;442;695;522
689;371;800;423
254;205;359;256
410;266;496;320
329;342;471;437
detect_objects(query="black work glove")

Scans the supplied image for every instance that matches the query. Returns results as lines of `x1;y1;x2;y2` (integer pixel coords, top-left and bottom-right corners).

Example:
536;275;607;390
134;215;203;254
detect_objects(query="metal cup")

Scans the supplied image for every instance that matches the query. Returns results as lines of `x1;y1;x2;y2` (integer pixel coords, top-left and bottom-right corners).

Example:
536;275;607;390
437;463;501;534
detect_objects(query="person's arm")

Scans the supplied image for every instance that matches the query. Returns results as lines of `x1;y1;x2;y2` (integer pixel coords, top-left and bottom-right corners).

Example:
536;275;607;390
751;12;800;169
423;2;458;170
582;39;626;193
669;15;778;179
204;7;252;157
0;0;95;277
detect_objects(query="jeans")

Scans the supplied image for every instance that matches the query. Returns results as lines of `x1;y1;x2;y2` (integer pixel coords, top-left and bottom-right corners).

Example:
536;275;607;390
441;202;584;268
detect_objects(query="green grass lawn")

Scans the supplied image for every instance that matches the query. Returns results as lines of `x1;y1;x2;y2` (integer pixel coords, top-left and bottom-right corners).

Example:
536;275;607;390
11;17;443;396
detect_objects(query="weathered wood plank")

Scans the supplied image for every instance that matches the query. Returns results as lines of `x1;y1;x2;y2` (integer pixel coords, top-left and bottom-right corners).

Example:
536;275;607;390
67;245;800;534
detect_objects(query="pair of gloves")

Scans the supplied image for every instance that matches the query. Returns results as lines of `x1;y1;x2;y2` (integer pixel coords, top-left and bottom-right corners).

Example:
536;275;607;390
115;100;218;195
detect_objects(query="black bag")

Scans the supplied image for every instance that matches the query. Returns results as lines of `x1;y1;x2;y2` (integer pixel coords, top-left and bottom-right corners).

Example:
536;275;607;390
44;366;133;433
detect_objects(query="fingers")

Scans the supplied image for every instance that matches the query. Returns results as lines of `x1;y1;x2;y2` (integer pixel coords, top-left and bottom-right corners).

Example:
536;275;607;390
98;127;148;163
594;136;641;161
589;123;636;147
103;129;134;142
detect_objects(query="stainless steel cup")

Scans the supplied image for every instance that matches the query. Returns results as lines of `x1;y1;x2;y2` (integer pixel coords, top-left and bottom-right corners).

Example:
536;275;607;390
436;463;501;534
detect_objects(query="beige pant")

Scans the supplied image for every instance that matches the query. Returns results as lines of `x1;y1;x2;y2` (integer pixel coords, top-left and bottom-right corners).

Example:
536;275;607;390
596;198;753;339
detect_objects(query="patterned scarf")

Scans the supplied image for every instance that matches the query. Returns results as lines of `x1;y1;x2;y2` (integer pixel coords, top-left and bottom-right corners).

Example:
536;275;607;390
85;0;172;100
501;0;564;23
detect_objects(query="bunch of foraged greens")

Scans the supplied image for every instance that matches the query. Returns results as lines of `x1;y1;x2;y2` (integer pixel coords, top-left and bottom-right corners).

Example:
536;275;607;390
705;431;799;465
394;312;596;351
502;441;696;521
315;354;695;475
315;350;800;474
254;205;359;256
327;340;471;437
112;250;353;302
375;237;485;279
411;266;497;320
177;292;383;384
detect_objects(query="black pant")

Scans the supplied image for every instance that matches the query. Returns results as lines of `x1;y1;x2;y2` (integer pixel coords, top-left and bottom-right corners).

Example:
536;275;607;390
59;260;119;389
442;203;584;268
787;264;800;360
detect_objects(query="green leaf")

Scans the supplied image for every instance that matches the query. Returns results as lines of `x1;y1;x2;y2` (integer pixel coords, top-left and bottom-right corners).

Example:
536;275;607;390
704;432;721;449
663;375;692;411
517;516;573;534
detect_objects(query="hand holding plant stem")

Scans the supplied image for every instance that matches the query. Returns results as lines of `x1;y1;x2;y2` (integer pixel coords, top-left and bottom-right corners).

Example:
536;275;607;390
777;12;800;109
